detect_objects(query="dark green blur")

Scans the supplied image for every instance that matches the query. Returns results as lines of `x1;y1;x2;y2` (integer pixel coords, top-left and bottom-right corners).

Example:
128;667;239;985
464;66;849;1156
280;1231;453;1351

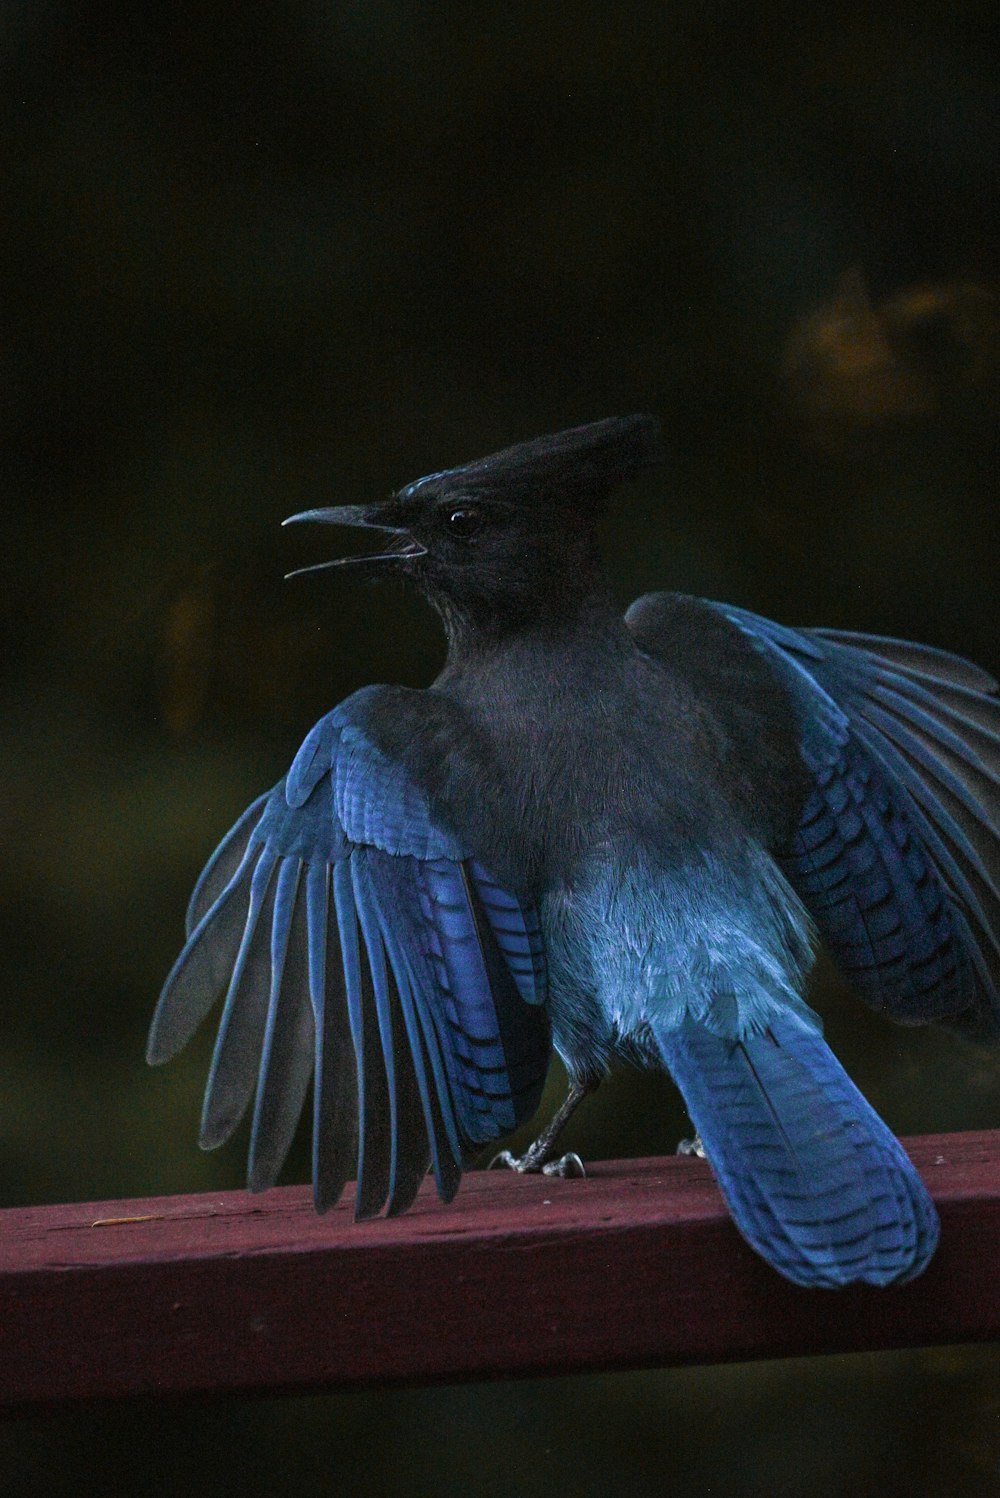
3;3;1000;1493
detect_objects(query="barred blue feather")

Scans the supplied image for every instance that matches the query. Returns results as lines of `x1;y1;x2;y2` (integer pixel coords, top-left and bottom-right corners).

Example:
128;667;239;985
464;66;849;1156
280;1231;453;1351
148;688;551;1218
719;607;1000;1038
653;1010;940;1287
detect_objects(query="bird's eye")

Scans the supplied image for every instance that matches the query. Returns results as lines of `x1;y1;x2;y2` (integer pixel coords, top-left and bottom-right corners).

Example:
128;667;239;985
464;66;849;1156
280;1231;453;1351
445;506;482;538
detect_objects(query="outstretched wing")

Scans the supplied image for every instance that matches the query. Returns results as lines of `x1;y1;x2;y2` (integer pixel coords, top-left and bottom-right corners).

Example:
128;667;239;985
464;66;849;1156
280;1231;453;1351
718;606;1000;1039
148;687;550;1218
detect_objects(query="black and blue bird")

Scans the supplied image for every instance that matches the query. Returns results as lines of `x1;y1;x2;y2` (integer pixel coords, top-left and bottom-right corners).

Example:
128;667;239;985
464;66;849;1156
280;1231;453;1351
149;415;1000;1288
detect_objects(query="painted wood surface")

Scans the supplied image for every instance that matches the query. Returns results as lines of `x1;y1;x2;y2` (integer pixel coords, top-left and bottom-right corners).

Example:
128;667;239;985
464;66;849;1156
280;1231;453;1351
3;1132;999;1412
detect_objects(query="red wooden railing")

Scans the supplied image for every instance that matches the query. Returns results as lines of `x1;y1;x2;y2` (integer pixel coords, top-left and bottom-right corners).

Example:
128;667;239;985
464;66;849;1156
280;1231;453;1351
2;1131;999;1413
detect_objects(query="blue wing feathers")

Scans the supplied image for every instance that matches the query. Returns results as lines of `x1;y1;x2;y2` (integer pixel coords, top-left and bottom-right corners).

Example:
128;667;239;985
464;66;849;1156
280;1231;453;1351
361;846;549;1154
419;859;519;1136
466;859;547;1007
357;850;466;1191
830;644;1000;742
149;846;261;1063
783;740;973;1021
719;604;1000;1035
813;629;998;692
869;678;1000;765
152;687;549;1212
899;676;1000;739
185;790;269;937
846;715;1000;976
655;1011;939;1287
333;859;382;1217
348;863;434;1217
286;716;337;807
334;725;465;859
848;719;1000;944
308;862;358;1212
247;860;314;1192
863;701;1000;837
262;776;350;863
379;963;434;1218
350;859;402;1213
381;889;466;1194
460;864;551;1114
199;851;280;1149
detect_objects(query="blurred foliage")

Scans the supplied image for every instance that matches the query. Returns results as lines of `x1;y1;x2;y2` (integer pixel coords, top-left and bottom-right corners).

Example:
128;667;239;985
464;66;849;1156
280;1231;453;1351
3;1;1000;1494
783;271;1000;444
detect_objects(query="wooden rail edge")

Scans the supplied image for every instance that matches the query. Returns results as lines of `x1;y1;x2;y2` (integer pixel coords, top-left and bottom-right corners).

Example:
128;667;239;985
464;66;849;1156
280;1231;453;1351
2;1131;999;1412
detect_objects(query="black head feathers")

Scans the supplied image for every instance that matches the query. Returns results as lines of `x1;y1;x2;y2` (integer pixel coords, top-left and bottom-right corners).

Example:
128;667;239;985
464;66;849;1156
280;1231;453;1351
397;414;663;508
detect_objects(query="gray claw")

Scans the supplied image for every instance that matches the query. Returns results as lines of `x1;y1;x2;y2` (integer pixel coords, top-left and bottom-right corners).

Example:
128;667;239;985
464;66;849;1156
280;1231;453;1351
541;1152;587;1179
676;1133;707;1159
487;1148;587;1178
488;1150;521;1171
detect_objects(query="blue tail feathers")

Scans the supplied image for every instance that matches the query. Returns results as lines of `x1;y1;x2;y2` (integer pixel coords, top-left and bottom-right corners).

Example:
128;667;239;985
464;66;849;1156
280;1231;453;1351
653;1010;939;1287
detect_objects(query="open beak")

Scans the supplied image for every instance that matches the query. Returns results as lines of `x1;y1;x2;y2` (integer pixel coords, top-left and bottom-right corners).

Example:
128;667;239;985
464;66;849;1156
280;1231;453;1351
281;504;426;579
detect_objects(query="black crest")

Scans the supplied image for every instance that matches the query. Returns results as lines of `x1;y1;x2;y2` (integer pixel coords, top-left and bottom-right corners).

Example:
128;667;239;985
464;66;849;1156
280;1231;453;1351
398;414;663;506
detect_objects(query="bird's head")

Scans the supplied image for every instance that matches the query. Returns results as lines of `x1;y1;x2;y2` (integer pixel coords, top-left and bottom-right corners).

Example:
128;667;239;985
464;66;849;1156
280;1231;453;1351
284;414;663;641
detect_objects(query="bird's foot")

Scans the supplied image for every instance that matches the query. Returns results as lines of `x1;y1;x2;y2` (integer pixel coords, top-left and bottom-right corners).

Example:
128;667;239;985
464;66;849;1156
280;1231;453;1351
676;1133;707;1159
542;1151;586;1178
489;1148;587;1178
487;1076;597;1179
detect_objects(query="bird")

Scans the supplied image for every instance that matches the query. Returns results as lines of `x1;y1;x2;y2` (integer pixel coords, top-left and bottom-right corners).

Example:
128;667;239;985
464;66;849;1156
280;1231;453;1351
148;414;1000;1288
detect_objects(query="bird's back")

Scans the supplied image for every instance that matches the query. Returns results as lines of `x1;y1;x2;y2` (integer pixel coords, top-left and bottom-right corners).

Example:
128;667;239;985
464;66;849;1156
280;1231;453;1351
434;591;809;894
430;594;818;1077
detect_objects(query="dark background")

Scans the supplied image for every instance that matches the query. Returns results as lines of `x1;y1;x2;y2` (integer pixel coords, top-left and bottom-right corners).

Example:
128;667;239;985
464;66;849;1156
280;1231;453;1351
3;3;1000;1494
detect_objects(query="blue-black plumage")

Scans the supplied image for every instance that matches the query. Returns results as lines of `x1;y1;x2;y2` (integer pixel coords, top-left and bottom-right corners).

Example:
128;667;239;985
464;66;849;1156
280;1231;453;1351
149;414;1000;1287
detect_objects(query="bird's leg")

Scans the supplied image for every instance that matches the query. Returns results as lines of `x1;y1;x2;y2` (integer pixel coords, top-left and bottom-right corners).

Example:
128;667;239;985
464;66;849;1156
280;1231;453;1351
676;1132;706;1159
489;1075;598;1178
